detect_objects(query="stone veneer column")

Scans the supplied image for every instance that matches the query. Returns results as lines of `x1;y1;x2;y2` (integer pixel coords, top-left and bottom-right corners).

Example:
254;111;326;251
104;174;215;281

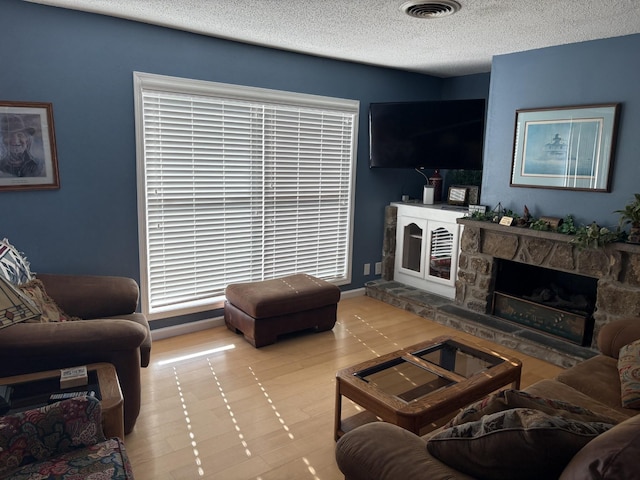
381;205;397;280
456;225;497;314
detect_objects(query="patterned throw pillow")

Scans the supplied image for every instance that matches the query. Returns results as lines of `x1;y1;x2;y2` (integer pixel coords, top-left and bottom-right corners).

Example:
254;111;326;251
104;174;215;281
0;396;106;477
19;279;81;322
446;388;616;427
618;339;640;409
0;276;41;329
0;238;33;286
427;408;615;480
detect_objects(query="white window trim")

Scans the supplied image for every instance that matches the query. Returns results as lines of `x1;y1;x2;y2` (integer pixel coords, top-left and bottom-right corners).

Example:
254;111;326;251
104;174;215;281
133;72;358;320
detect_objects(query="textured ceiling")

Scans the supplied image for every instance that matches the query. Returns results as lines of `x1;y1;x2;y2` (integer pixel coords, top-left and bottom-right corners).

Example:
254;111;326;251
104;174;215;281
25;0;640;77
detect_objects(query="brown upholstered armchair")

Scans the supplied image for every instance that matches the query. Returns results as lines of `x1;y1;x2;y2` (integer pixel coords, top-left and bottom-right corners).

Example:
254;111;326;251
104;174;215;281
0;273;151;435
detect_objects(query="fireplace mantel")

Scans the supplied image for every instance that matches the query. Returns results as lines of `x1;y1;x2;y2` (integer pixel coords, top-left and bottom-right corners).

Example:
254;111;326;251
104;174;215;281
456;218;640;349
458;218;640;253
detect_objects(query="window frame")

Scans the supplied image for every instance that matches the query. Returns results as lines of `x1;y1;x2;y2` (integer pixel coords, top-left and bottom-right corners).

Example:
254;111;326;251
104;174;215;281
133;72;359;320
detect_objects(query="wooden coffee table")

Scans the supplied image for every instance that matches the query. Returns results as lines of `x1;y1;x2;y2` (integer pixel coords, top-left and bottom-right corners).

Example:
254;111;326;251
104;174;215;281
334;336;522;440
0;363;124;440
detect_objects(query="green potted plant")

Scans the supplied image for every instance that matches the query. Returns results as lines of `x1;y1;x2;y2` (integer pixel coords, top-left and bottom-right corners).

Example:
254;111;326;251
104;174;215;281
615;193;640;244
571;222;620;249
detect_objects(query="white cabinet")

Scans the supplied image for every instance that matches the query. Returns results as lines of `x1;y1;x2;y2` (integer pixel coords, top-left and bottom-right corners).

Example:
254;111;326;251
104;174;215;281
392;202;465;299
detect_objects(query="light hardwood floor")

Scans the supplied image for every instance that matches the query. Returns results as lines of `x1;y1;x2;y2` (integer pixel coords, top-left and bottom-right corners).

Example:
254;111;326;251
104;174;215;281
124;296;562;480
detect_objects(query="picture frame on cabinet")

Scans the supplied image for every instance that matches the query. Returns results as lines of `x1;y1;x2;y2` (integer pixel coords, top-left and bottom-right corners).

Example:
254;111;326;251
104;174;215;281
510;103;620;192
447;186;468;205
0;101;60;191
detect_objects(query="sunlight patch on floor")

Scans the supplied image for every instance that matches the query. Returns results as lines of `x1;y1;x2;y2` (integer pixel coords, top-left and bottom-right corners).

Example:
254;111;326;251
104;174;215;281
249;366;294;440
209;360;252;458
303;456;321;480
337;313;401;358
250;366;326;479
173;367;205;477
354;313;401;349
156;344;236;366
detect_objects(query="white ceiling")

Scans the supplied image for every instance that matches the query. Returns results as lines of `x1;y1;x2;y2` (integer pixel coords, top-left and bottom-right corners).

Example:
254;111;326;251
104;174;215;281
25;0;640;77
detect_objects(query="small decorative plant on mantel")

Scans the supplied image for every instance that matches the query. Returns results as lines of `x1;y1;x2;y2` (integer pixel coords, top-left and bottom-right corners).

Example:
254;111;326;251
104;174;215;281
571;222;620;250
615;193;640;244
467;207;624;249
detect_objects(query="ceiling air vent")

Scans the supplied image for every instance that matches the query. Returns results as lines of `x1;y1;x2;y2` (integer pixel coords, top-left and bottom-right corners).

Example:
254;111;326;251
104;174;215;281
401;0;461;18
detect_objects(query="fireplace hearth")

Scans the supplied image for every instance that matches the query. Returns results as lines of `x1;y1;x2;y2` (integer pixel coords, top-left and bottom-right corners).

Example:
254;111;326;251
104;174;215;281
364;279;596;368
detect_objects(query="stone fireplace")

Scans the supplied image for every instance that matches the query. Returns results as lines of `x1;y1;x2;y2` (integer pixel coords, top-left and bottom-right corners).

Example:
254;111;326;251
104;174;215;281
456;218;640;350
368;206;640;367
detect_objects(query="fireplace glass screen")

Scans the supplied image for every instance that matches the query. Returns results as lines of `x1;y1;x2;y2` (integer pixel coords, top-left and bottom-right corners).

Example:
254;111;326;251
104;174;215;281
493;260;597;345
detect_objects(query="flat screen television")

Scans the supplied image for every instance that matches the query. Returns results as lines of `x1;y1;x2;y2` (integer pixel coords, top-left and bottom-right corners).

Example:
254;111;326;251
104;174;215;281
369;99;486;169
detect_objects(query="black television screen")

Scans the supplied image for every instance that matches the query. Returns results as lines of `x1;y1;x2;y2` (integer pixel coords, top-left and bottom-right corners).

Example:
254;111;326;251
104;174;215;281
369;99;486;169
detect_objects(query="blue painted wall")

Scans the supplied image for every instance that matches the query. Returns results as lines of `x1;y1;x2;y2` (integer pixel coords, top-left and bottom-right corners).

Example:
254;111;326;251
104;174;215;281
2;1;490;327
482;34;640;227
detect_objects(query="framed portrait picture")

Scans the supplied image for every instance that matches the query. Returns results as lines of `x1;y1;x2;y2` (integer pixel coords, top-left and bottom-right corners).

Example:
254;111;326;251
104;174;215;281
0;101;60;191
510;104;620;192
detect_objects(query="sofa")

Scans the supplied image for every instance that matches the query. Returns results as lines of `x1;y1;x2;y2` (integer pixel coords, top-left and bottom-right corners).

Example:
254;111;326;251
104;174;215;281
336;318;640;480
0;273;151;435
0;395;134;479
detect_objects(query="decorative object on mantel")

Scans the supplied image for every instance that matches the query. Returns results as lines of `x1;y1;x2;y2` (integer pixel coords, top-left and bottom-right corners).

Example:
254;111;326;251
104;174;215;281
538;216;563;229
489;202;505;223
615;193;640;244
530;215;563;230
514;205;532;226
0;100;60;192
466;203;624;250
510;103;620;192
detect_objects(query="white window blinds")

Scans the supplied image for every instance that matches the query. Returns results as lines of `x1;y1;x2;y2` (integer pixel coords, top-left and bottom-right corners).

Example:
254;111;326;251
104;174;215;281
134;73;358;319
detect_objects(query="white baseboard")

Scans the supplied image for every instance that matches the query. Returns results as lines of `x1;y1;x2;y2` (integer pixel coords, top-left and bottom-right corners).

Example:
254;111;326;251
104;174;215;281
150;287;365;341
340;287;365;299
151;316;225;341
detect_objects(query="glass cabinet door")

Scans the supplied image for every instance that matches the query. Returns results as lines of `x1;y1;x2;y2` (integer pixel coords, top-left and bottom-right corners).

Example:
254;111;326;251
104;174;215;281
402;222;423;272
426;221;459;285
397;216;427;277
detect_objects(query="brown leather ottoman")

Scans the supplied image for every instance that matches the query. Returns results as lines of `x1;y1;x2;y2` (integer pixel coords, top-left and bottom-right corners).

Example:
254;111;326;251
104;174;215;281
224;274;341;347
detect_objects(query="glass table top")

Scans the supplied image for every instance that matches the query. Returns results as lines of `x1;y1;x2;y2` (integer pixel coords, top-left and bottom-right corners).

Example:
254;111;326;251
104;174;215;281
354;357;454;402
412;339;504;378
350;339;507;403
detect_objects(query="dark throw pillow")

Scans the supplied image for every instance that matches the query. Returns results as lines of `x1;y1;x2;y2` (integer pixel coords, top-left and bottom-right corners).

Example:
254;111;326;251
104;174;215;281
446;388;616;427
427;408;614;480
